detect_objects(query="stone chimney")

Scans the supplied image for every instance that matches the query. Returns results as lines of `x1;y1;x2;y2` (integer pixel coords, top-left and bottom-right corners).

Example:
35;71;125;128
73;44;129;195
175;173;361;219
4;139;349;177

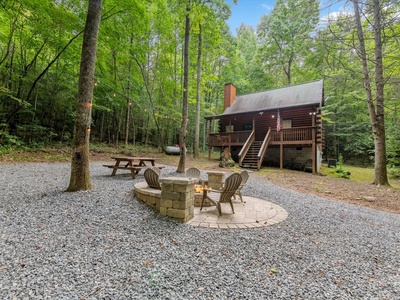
224;83;236;110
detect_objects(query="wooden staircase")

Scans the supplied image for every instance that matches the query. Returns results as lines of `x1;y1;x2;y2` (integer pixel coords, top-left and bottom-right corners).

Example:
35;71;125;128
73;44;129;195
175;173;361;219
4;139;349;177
240;141;262;169
239;128;272;170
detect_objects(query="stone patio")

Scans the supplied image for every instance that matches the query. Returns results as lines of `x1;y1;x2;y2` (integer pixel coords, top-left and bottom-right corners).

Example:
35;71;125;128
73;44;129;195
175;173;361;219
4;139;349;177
188;195;288;229
134;180;288;229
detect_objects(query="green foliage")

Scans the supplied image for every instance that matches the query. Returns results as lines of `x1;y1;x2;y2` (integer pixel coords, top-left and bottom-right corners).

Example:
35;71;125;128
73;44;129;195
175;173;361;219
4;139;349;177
16;124;57;145
0;132;24;148
335;154;351;179
0;0;398;176
388;148;400;179
388;166;400;179
256;0;320;85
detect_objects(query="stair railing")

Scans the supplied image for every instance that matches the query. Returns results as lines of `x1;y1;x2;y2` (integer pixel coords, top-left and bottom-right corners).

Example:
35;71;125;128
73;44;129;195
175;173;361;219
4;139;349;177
238;129;255;166
257;127;272;170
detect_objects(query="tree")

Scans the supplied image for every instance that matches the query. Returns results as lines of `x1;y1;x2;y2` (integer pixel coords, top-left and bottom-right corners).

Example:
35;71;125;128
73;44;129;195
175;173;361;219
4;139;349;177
0;0;83;143
236;23;273;92
192;0;230;158
352;0;389;185
194;22;202;159
67;0;102;191
177;1;191;173
257;0;319;85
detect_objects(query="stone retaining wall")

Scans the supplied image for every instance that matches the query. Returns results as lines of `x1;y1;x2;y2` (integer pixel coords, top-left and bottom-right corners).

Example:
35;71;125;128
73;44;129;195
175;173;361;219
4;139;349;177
134;181;161;211
134;177;197;223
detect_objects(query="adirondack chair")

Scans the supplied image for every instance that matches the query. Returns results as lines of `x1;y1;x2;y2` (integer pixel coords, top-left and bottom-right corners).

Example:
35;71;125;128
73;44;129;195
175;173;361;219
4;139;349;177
185;167;201;179
144;167;161;190
151;166;161;176
201;173;242;216
234;171;249;202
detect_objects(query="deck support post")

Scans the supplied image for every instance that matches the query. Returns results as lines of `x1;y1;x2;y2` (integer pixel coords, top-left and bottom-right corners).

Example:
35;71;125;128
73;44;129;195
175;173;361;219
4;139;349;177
208;119;212;159
279;131;283;169
311;109;316;174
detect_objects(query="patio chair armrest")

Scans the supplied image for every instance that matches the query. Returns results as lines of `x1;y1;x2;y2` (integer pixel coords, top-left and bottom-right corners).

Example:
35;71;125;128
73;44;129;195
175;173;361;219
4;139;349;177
203;188;222;194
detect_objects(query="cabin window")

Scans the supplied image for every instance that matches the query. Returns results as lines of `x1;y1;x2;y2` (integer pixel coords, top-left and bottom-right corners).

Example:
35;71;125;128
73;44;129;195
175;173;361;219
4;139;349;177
226;125;234;132
282;119;292;129
242;123;252;131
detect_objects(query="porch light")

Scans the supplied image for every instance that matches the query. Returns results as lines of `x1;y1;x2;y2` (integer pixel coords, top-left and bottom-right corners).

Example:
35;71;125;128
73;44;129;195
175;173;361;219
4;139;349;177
259;111;264;115
272;115;275;118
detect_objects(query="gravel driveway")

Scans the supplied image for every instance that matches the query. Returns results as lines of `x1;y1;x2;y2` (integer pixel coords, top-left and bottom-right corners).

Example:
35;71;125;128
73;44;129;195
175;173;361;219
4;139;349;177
1;162;399;299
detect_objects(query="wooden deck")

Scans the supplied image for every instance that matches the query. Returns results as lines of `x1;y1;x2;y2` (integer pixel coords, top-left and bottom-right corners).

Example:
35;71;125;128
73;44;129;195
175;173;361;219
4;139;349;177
208;127;314;147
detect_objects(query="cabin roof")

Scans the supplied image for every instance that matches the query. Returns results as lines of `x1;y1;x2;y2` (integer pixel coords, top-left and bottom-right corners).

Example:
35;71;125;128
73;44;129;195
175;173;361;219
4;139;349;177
206;80;324;120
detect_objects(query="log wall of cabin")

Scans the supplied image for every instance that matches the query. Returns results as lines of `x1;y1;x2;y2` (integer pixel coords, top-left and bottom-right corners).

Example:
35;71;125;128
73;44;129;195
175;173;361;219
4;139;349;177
219;105;317;141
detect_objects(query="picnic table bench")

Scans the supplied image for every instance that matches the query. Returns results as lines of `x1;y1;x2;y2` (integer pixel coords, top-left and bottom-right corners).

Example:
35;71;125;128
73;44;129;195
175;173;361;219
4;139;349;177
103;156;164;178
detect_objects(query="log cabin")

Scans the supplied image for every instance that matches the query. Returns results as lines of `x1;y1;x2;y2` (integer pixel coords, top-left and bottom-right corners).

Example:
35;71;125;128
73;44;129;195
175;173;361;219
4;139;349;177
205;80;325;173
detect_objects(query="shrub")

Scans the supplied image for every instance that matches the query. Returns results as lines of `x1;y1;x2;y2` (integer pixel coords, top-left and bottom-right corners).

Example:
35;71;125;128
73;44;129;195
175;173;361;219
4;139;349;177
388;165;400;179
335;154;351;179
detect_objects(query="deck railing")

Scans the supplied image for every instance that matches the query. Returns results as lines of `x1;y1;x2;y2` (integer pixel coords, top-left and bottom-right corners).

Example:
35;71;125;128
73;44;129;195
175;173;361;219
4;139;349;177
208;127;314;147
257;128;272;170
270;127;313;144
238;130;255;166
208;130;252;146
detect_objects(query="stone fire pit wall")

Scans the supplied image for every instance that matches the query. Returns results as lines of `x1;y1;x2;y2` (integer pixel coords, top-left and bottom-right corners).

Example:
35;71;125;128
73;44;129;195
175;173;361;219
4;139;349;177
206;171;225;189
158;177;197;223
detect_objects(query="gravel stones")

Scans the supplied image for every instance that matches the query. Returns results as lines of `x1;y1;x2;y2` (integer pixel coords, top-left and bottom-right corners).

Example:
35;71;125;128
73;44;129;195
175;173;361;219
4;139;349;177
1;162;399;299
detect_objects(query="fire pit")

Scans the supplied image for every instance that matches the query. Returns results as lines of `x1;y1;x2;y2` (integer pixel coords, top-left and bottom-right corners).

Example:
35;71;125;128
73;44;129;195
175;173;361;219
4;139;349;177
194;184;203;193
193;184;212;207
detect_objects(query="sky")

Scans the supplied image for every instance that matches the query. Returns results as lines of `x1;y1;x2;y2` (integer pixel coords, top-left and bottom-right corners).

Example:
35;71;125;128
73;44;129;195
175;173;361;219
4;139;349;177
226;0;274;34
225;0;347;35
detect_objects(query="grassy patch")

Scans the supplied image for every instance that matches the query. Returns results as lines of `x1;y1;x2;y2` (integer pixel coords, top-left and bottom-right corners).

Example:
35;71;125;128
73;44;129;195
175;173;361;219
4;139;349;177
321;164;399;188
321;164;374;183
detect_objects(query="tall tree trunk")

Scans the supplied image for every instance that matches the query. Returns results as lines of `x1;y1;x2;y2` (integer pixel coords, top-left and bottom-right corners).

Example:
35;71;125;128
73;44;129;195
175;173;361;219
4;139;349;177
145;113;150;146
67;0;102;192
133;56;164;147
125;50;133;146
100;112;105;142
371;0;389;185
194;23;202;159
352;0;389;186
177;4;190;173
125;101;130;146
124;82;131;147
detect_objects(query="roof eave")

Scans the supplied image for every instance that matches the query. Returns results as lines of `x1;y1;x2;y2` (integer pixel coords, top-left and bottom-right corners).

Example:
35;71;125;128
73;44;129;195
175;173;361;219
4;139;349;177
204;102;322;120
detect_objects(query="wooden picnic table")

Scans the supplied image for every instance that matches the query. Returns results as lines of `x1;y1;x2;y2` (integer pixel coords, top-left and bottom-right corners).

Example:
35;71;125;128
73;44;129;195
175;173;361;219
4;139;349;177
103;156;164;178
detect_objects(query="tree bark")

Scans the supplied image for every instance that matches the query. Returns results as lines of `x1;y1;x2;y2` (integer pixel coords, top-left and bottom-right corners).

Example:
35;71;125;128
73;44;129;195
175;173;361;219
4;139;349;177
194;23;202;159
67;0;102;191
371;0;389;185
177;4;191;173
352;0;389;186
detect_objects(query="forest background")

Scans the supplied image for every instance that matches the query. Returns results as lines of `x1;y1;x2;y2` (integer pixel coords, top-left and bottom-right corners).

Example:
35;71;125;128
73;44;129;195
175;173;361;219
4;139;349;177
0;0;399;176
